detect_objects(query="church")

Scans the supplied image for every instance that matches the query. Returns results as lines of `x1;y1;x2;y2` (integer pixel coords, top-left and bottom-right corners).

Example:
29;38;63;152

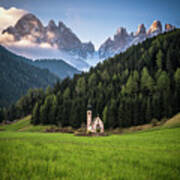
86;105;104;133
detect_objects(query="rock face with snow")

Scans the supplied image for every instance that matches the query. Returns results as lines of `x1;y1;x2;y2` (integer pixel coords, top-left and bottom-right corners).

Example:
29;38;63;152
3;14;45;42
147;20;162;36
165;24;175;32
2;13;95;60
98;20;176;60
99;27;133;59
1;14;176;69
136;24;146;36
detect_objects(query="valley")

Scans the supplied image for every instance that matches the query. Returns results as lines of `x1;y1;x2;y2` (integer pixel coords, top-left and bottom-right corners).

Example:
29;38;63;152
0;114;180;180
0;2;180;180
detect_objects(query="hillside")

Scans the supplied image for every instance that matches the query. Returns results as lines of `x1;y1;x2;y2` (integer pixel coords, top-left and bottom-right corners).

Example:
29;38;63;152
1;112;180;133
4;29;180;128
0;45;59;107
32;59;80;79
163;113;180;128
0;115;51;132
31;29;180;128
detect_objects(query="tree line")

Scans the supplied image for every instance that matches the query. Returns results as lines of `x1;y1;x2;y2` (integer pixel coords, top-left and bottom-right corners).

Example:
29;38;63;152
1;29;180;129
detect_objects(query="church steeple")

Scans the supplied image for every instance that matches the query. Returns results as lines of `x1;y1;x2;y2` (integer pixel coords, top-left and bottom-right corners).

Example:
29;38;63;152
87;104;92;132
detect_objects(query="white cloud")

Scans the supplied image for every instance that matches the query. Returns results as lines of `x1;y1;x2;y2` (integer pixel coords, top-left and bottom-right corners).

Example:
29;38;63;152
0;32;15;43
0;6;27;33
3;42;89;70
0;33;54;49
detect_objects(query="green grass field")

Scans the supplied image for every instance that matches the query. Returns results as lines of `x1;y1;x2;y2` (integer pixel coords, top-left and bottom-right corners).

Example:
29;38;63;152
0;115;180;180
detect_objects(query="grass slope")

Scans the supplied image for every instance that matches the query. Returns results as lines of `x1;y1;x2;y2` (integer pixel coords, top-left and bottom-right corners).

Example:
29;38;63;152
0;116;51;132
0;115;180;179
1;113;180;133
163;113;180;128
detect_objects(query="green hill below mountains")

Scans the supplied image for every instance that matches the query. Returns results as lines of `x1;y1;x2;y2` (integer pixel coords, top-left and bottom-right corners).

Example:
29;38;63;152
0;45;81;107
0;45;59;107
31;29;180;128
3;29;180;129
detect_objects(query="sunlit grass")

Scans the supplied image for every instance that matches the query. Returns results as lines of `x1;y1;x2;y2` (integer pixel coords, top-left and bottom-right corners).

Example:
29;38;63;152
0;115;52;132
0;126;180;180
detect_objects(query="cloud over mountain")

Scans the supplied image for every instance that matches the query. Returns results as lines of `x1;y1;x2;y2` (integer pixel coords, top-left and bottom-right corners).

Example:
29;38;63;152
0;10;176;70
0;7;27;33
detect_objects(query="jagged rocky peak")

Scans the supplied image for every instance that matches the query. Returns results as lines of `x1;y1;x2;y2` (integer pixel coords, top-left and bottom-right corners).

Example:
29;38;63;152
82;41;95;54
115;27;128;37
15;13;44;34
147;20;162;35
105;37;113;44
113;27;129;45
165;24;175;32
117;27;127;34
98;37;114;59
58;21;69;32
99;37;113;49
98;26;132;59
58;21;65;28
136;24;146;36
47;20;57;30
2;13;45;41
2;13;95;59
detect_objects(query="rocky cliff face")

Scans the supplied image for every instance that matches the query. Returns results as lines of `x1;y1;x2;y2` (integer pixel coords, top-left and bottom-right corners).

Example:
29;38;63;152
2;13;95;59
3;14;45;42
98;20;175;59
136;24;146;36
98;27;133;59
1;14;176;69
165;24;175;32
147;20;162;35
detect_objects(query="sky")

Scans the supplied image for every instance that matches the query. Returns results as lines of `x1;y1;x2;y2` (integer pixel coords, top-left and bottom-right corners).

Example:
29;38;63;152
0;0;180;49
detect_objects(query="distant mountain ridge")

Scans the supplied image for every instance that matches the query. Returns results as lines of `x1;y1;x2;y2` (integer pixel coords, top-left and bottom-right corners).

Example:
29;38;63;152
98;20;175;59
0;45;59;107
0;44;81;107
32;59;80;79
1;13;176;69
2;13;94;69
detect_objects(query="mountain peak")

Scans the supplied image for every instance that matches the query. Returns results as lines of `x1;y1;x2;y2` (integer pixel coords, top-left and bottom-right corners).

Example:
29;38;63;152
1;13;95;61
116;27;127;35
47;20;57;31
147;20;162;35
136;24;146;36
165;24;175;32
48;20;56;27
2;13;44;41
58;21;66;28
15;13;44;29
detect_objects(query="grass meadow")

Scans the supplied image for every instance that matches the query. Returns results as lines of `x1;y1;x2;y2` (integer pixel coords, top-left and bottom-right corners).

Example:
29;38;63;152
0;114;180;180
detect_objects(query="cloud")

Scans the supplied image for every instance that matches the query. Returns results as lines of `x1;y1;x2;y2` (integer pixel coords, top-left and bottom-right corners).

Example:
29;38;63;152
0;33;89;70
3;41;89;70
0;6;27;33
0;33;54;49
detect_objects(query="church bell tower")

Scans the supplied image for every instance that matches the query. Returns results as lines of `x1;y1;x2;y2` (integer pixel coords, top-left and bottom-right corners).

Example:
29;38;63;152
87;104;92;131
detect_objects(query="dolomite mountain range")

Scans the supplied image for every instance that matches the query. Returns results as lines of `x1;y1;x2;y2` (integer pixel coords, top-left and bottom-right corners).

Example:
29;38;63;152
1;13;175;70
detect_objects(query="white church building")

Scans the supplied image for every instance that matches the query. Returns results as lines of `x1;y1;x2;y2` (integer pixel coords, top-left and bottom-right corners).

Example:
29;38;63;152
86;105;104;133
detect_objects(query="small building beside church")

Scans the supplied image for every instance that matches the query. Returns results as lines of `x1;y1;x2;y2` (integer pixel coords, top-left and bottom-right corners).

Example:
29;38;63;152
86;105;104;133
